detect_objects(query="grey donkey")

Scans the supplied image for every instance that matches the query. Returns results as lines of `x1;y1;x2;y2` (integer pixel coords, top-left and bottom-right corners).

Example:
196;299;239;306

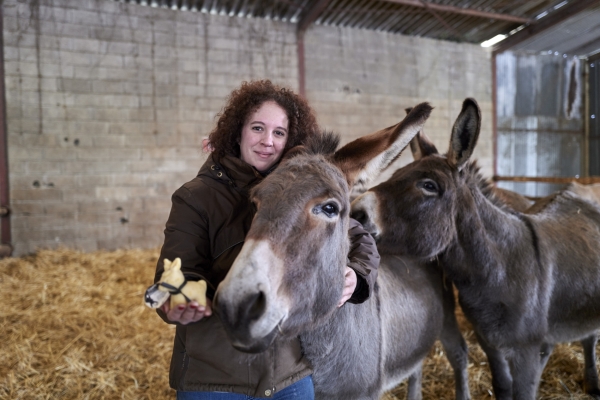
352;97;600;400
215;104;471;400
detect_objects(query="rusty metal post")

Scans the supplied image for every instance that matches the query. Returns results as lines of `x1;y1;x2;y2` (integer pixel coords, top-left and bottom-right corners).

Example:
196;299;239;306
297;31;306;98
492;51;498;180
584;59;590;177
0;4;13;257
296;0;331;98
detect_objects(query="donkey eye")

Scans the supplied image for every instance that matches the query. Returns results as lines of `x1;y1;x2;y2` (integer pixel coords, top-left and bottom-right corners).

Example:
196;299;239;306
322;203;338;216
313;202;339;218
418;180;439;195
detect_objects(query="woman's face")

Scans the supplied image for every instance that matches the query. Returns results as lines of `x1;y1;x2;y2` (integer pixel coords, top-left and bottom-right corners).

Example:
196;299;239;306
239;101;289;172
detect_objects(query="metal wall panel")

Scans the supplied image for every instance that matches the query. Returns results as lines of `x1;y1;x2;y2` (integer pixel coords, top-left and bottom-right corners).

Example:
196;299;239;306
496;51;584;197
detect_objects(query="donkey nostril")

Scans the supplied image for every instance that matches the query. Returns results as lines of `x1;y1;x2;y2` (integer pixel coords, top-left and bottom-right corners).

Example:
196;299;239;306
351;209;368;226
245;291;267;321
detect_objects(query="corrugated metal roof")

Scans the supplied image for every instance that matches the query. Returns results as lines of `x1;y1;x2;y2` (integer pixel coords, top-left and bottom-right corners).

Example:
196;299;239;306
510;3;600;56
114;0;600;56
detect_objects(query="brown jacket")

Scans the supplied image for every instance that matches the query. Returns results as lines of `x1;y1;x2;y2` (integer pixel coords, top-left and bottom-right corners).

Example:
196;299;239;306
155;154;379;397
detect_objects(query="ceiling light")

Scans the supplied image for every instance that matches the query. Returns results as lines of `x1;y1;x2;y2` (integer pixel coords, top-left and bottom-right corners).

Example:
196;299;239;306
481;34;507;47
554;1;568;10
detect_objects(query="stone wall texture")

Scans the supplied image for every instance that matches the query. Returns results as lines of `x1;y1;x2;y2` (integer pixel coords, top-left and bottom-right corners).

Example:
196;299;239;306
3;0;492;255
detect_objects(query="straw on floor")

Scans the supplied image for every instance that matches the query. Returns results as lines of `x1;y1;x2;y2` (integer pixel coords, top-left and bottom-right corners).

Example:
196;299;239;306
0;248;596;399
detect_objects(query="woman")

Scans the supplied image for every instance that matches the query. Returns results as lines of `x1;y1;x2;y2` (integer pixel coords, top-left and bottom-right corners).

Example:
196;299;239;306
155;80;379;399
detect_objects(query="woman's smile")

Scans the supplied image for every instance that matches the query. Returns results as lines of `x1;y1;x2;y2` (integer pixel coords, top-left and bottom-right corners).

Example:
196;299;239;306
239;101;289;172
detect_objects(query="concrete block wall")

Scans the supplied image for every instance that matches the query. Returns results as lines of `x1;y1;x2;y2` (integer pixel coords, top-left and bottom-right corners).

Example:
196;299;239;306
305;26;493;185
3;0;492;256
3;0;298;255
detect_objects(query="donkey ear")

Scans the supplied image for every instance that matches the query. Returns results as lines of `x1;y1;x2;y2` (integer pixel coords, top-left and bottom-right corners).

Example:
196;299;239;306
405;106;439;160
333;102;433;189
409;131;439;161
409;132;434;161
448;98;481;170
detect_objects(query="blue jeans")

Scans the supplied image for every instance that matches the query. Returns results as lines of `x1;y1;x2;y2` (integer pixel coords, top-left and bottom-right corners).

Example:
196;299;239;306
176;376;314;400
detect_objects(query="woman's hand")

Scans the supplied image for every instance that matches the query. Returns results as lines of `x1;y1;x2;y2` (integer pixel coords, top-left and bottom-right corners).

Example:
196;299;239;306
161;298;213;325
338;267;357;307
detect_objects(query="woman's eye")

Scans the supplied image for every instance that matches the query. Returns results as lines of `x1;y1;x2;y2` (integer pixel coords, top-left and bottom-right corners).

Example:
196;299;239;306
252;126;263;131
275;130;286;137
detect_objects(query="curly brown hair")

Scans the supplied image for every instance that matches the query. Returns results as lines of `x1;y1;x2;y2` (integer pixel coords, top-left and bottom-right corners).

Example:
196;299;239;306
208;80;319;161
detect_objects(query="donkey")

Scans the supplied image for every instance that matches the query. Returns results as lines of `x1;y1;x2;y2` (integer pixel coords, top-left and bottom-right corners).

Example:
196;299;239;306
405;107;533;213
215;104;471;400
351;97;600;400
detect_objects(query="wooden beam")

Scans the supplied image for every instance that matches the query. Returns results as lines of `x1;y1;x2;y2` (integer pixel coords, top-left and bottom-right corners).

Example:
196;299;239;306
493;0;600;54
378;0;531;23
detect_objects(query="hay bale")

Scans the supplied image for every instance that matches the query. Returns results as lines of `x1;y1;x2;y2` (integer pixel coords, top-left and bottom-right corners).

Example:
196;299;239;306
0;248;597;399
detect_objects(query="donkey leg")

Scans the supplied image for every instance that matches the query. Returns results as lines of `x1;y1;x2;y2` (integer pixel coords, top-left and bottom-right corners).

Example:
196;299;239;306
581;334;600;398
439;281;471;400
508;344;544;400
475;332;512;400
406;363;423;400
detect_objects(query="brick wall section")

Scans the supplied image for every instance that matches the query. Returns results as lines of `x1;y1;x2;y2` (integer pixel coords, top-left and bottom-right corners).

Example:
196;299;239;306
3;0;492;256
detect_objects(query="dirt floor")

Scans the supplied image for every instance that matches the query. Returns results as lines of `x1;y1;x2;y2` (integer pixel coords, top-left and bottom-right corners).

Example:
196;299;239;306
0;248;596;399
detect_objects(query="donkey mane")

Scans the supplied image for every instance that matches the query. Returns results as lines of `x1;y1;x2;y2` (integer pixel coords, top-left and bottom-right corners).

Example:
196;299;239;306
305;130;341;156
464;160;518;214
281;131;340;164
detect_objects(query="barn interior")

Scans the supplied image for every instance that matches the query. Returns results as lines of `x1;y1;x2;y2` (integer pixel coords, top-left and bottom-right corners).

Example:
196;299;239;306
1;0;600;399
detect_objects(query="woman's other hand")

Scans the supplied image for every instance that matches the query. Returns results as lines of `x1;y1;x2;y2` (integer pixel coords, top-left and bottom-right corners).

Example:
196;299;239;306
337;267;357;307
161;298;213;325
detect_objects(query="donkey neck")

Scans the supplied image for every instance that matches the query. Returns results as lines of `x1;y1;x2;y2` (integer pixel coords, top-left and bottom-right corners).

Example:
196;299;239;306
441;168;530;287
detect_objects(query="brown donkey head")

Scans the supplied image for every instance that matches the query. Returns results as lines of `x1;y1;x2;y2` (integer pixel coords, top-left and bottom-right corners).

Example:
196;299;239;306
215;103;432;353
352;98;481;259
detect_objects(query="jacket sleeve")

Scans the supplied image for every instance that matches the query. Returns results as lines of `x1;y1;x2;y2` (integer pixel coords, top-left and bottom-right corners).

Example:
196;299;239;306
346;218;380;304
154;185;213;324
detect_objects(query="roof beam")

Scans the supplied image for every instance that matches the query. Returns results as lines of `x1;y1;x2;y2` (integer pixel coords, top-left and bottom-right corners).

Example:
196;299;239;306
297;0;332;33
493;0;600;54
378;0;531;23
419;1;464;39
